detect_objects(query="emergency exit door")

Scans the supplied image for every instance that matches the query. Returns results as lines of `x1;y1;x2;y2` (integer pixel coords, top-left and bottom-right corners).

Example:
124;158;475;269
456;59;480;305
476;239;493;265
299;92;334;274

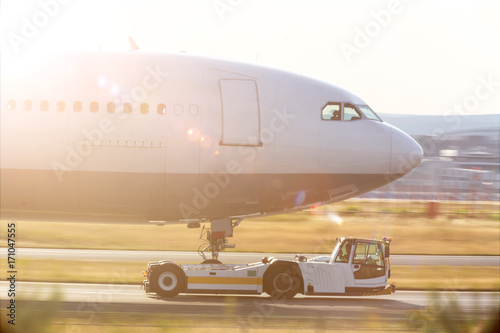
219;79;262;147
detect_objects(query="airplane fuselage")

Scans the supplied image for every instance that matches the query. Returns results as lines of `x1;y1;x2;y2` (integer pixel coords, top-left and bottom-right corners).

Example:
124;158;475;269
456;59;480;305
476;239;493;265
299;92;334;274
0;52;423;223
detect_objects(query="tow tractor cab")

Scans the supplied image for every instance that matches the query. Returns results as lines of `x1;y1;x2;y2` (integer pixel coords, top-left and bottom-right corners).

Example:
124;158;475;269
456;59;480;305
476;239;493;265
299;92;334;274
142;237;395;299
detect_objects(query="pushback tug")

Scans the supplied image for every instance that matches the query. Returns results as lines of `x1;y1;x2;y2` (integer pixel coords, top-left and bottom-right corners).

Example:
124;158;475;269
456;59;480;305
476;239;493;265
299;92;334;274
142;236;395;298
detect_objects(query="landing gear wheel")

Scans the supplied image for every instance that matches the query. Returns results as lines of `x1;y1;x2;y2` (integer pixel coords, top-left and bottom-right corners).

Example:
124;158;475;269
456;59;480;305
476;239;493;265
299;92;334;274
201;259;222;264
265;266;301;299
150;264;185;297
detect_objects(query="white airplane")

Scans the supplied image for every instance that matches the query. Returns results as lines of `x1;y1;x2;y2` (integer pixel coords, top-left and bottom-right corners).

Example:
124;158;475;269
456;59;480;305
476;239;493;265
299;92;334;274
0;50;422;260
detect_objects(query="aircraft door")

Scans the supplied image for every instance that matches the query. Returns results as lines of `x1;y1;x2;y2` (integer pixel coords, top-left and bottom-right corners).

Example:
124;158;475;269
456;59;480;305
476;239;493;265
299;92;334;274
351;241;386;287
219;79;262;147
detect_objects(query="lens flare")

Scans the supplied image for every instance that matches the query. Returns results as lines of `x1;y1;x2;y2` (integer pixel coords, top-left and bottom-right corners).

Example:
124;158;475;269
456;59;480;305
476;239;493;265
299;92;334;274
111;84;120;95
187;128;201;142
327;212;343;225
98;76;107;88
294;190;306;206
200;135;212;148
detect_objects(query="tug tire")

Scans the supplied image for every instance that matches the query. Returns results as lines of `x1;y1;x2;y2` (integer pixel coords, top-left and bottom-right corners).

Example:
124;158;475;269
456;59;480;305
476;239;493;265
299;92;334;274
150;264;186;297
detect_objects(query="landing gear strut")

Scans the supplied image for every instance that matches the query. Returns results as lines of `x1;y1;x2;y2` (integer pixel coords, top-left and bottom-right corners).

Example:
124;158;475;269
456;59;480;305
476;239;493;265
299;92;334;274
198;218;242;262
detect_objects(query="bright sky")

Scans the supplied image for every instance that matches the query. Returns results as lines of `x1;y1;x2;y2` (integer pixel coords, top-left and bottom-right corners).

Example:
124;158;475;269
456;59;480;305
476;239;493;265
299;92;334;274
1;0;499;116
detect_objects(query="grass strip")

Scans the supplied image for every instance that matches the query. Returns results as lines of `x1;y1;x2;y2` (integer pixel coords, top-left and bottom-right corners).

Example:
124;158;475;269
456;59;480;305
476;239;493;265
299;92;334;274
391;265;500;291
1;214;499;255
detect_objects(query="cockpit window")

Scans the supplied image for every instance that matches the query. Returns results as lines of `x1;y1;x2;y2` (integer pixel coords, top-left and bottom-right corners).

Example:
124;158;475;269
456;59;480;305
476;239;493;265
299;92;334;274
321;103;341;120
358;105;382;121
344;104;362;121
322;102;380;122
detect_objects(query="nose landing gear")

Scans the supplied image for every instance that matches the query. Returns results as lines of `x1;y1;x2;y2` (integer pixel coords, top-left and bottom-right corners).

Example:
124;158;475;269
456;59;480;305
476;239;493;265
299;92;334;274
197;218;242;263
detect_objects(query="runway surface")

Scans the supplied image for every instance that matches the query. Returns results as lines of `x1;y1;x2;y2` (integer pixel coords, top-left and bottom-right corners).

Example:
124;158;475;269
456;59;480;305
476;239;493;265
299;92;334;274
1;281;498;320
3;248;499;266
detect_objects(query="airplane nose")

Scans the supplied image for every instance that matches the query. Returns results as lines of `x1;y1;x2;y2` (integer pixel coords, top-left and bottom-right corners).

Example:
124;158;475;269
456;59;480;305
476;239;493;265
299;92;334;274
390;126;423;175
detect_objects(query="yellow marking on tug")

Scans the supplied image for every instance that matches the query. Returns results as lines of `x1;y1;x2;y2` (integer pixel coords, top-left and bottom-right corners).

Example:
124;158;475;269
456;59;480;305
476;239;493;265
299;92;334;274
188;277;263;285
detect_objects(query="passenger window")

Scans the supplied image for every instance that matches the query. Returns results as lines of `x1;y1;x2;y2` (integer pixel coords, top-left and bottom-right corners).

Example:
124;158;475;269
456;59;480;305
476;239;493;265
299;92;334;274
107;102;116;113
344;104;362;121
321;103;341;120
41;100;49;111
157;104;166;115
174;104;183;116
8;100;16;111
24;100;32;111
90;102;99;113
140;103;149;114
124;103;132;114
57;101;65;112
74;101;82;112
189;104;199;116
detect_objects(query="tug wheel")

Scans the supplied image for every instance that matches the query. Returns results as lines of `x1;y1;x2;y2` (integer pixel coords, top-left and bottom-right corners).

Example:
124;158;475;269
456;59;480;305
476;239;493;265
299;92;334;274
265;266;302;299
150;264;185;297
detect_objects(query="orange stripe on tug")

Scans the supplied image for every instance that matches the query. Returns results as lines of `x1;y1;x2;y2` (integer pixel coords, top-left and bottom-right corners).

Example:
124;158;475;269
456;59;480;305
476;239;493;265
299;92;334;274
188;277;263;285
